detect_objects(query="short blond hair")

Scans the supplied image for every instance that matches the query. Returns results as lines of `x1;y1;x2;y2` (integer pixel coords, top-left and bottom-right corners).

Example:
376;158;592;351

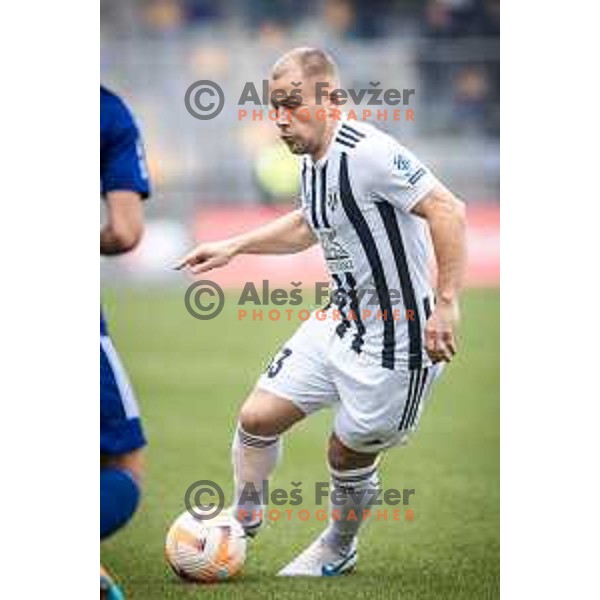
271;47;338;82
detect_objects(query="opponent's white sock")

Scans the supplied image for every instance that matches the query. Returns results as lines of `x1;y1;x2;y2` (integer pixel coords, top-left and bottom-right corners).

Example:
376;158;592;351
323;462;381;552
231;423;281;526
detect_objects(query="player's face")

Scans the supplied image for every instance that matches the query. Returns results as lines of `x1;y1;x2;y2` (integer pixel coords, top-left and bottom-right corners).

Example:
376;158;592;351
270;69;331;156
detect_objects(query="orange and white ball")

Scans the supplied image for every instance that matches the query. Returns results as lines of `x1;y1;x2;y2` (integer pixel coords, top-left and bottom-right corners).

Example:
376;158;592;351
165;510;247;583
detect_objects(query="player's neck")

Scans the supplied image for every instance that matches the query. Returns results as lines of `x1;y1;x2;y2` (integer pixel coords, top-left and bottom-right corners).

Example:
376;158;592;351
310;120;338;163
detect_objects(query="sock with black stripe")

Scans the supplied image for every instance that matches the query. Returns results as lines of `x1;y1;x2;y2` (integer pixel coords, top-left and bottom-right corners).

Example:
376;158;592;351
231;423;281;529
323;462;381;552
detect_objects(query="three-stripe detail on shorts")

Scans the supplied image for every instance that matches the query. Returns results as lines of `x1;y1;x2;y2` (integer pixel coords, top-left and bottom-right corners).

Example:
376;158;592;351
398;368;429;431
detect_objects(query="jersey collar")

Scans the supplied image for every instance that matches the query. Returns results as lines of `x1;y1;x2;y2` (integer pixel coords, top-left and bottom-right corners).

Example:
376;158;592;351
309;115;344;168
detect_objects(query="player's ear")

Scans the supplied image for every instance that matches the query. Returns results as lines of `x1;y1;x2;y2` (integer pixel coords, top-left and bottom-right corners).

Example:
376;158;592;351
329;87;343;106
327;78;343;106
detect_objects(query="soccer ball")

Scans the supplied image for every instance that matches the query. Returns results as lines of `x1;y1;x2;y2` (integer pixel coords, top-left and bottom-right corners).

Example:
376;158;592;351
165;509;247;583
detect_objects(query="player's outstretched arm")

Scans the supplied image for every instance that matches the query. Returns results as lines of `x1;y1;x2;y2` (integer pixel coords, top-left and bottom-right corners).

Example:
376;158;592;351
101;190;144;255
412;186;467;363
174;209;317;275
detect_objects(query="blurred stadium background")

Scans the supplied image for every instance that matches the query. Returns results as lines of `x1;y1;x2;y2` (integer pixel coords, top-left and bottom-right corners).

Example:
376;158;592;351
101;0;499;287
101;2;499;597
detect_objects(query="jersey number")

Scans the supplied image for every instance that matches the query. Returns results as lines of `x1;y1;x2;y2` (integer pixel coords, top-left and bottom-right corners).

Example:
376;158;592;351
267;348;293;378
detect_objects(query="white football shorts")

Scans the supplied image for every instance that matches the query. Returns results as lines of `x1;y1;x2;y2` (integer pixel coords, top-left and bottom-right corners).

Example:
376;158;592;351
257;314;443;453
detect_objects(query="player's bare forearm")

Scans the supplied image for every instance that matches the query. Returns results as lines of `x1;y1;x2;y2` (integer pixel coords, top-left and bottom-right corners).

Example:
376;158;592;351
232;209;316;255
101;191;144;255
175;209;317;274
414;185;466;301
413;185;467;362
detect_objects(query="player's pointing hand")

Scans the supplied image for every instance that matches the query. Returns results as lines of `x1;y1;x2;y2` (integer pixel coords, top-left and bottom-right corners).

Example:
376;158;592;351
424;297;460;363
174;240;237;274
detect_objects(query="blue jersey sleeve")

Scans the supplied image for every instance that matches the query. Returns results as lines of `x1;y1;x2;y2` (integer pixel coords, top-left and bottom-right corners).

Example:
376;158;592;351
101;91;150;199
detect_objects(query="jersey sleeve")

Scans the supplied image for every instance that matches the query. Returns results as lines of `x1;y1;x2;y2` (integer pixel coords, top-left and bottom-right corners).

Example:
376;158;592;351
362;135;438;213
101;98;150;199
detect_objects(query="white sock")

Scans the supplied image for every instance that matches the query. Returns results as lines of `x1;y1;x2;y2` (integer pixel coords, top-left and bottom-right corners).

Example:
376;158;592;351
231;423;281;525
323;462;381;552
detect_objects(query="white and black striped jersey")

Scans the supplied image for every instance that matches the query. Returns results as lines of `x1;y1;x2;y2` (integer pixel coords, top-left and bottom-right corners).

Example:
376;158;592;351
299;120;439;370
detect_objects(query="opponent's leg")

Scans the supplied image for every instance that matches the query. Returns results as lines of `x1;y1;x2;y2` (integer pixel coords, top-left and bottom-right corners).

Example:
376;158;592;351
100;450;144;540
100;451;143;598
100;564;126;600
100;333;146;539
100;333;146;597
232;387;306;535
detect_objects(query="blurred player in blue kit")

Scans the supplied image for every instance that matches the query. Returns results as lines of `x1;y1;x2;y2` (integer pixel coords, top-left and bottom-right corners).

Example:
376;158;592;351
100;86;150;598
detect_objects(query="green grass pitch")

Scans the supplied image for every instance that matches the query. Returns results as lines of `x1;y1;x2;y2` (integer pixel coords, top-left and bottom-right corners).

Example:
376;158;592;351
101;287;499;599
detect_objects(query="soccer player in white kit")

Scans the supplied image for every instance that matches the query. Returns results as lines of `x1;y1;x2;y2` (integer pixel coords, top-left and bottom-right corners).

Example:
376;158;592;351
177;48;467;576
